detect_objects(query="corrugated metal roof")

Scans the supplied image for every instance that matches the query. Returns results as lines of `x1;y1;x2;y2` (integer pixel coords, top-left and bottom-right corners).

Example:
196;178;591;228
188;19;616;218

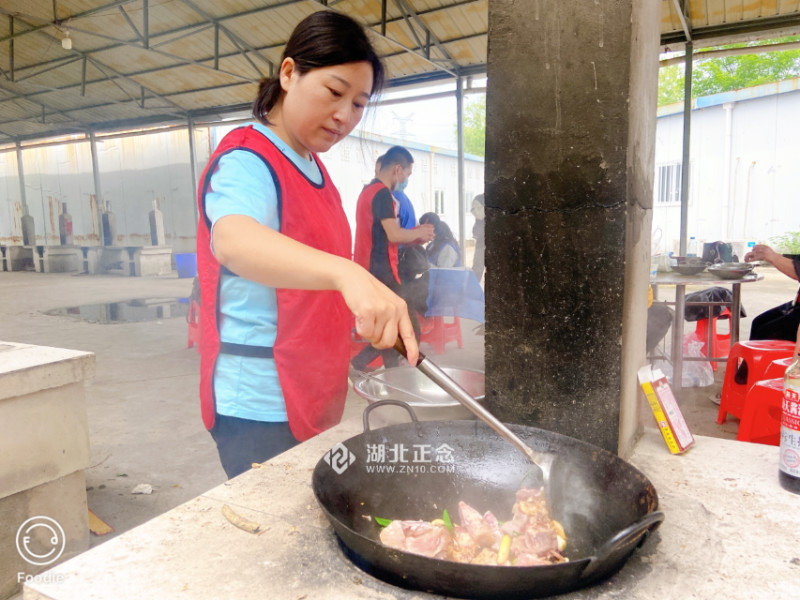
662;0;800;45
0;0;797;143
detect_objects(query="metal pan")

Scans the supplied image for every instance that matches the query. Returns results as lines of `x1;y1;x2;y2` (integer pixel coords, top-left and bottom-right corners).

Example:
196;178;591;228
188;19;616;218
313;402;663;599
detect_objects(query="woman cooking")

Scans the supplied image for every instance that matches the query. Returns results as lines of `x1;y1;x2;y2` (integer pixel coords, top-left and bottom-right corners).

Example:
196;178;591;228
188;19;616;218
196;12;418;478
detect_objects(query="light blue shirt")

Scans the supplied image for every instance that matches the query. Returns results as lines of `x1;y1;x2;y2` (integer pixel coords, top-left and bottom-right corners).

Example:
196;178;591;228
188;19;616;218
205;123;322;422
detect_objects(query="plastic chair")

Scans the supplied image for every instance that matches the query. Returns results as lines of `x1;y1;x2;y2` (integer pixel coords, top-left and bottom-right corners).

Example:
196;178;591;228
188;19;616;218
763;356;794;380
736;377;783;446
694;307;731;371
186;300;201;353
717;340;796;424
420;316;463;355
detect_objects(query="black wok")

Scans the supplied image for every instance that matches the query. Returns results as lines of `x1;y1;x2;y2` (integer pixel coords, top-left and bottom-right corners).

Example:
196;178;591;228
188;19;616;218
312;402;663;599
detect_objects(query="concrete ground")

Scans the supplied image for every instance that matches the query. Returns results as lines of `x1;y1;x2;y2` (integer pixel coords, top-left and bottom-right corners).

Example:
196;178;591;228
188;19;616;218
0;269;484;553
0;264;795;555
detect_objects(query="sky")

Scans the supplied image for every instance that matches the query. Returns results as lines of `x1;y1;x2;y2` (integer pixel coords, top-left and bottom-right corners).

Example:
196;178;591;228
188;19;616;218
358;80;486;150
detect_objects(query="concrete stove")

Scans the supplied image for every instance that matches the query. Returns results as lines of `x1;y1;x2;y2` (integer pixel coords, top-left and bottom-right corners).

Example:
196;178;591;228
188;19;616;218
20;419;800;600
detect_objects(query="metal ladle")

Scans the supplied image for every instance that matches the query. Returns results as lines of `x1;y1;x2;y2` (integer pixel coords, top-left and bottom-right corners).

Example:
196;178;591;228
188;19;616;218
393;338;552;485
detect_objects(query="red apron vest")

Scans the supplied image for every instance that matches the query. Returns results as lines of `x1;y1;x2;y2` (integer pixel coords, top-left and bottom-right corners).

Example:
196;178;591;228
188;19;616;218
196;125;351;441
354;181;401;285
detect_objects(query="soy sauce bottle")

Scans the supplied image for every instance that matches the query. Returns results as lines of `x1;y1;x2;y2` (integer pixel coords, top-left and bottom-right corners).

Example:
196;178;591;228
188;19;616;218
779;326;800;494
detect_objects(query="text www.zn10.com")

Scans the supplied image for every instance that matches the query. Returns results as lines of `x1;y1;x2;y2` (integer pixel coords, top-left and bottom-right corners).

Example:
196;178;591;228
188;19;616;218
365;464;456;474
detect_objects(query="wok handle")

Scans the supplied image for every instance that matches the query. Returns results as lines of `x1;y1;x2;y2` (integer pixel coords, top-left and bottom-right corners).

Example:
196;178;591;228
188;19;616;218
362;399;420;432
395;338;547;468
580;511;664;581
393;336;423;366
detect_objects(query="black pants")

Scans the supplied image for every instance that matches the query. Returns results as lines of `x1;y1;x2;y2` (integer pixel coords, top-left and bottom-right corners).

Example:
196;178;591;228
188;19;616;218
210;414;299;479
749;301;800;342
736;301;800;383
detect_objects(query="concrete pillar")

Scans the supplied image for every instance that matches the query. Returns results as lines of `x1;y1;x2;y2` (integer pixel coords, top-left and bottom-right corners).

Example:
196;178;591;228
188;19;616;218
0;342;94;599
89;131;106;245
484;0;660;454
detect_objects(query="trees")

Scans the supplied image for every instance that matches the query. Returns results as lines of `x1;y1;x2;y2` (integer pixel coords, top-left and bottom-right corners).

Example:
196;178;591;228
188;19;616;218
658;37;800;105
461;95;486;157
457;39;800;151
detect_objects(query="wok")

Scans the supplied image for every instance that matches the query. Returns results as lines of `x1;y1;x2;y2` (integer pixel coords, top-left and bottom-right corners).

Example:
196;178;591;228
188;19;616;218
313;402;663;599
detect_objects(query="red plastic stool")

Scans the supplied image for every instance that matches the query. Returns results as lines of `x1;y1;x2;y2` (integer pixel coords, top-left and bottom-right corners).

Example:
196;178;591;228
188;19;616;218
187;300;201;354
420;316;463;355
717;340;795;424
736;377;784;446
763;356;794;380
694;308;732;371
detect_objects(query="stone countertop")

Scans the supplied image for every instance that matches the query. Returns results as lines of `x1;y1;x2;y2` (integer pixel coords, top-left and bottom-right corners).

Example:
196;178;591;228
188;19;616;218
23;421;800;600
0;341;95;402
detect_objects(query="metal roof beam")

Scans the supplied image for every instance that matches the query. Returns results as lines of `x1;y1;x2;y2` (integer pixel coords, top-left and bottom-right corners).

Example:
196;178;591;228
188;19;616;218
8;15;15;82
659;39;800;66
3;0;481;87
0;19;188;118
0;52;186;131
61;22;256;83
176;0;273;78
671;0;692;42
661;13;800;46
13;55;83;84
307;0;457;77
0;0;139;42
393;0;458;69
117;5;145;47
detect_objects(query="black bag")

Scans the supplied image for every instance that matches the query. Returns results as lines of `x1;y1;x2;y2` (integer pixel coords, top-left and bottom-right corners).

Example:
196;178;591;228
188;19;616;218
398;245;430;284
684;286;746;321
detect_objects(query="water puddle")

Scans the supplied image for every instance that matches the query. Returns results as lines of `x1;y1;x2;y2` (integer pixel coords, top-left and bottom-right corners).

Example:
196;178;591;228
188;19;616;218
45;298;190;323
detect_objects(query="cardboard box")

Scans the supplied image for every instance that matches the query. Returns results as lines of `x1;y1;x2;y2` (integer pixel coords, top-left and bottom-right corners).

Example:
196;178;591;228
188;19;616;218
638;365;695;453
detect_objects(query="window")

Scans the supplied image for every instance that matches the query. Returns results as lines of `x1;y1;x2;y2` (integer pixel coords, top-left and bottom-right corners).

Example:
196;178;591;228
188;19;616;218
434;190;444;214
655;163;682;204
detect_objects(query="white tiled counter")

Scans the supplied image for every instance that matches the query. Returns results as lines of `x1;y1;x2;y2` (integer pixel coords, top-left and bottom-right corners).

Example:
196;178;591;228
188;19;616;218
22;421;800;600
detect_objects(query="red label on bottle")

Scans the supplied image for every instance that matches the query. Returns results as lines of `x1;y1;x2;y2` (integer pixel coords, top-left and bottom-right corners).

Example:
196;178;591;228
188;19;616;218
784;388;800;431
781;382;800;480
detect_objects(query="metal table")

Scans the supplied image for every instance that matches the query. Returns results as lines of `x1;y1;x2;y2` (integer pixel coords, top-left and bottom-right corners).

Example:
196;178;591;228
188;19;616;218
650;271;763;388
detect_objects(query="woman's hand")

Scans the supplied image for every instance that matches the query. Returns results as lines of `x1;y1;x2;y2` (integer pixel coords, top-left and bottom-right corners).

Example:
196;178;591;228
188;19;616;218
337;263;419;365
744;243;799;282
744;244;778;264
414;223;436;244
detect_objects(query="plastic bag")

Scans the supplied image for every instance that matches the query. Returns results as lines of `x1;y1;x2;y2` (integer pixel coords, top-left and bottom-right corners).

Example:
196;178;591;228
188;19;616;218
652;332;714;388
680;332;715;387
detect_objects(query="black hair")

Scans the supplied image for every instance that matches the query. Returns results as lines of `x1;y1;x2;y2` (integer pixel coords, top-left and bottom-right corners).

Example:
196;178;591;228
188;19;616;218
421;214;459;263
418;212;440;227
252;12;385;125
382;145;414;169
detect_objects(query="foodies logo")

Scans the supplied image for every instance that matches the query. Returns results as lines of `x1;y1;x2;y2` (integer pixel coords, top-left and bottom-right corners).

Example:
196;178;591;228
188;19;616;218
16;516;66;566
